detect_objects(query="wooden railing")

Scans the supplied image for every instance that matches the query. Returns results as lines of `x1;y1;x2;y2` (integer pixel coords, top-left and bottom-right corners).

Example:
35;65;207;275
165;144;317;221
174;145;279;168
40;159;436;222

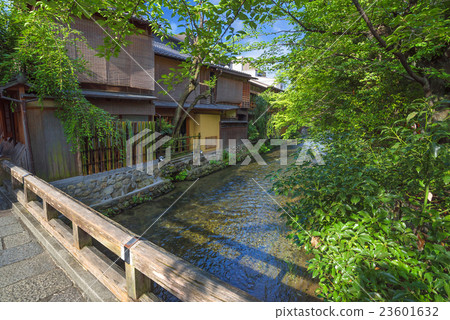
0;160;257;302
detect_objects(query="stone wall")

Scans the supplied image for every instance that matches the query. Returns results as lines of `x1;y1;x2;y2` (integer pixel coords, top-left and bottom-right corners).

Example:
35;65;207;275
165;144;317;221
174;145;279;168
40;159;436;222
158;143;251;181
51;167;173;211
51;143;251;215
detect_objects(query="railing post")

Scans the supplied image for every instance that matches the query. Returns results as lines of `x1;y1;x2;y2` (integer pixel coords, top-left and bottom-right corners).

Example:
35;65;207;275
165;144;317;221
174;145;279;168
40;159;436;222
11;176;21;190
43;201;59;221
125;263;151;301
73;223;92;249
24;181;37;203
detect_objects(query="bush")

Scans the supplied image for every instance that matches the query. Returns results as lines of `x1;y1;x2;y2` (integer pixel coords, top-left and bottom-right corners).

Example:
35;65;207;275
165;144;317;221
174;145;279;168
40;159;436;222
174;169;188;181
272;102;449;301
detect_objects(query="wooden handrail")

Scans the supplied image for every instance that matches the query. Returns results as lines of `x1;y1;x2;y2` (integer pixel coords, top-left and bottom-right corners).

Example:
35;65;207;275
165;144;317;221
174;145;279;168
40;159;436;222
1;160;257;302
132;241;257;302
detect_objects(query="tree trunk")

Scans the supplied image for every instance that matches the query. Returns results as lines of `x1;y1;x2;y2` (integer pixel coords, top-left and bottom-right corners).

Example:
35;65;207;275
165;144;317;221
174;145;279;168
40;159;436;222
171;58;203;137
172;90;211;137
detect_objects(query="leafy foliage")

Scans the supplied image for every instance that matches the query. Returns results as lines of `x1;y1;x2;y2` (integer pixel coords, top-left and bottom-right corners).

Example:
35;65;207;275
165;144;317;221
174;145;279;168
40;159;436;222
156;118;175;136
0;2;118;151
174;169;189;181
248;94;272;140
272;102;449;301
257;0;450;301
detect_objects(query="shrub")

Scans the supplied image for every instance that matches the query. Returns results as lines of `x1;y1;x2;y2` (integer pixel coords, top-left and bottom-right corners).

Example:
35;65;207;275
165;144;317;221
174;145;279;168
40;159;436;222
272;102;449;301
174;169;189;181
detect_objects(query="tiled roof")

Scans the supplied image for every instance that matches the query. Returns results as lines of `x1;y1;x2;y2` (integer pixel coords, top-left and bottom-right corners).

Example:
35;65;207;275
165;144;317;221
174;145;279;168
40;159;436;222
153;39;190;61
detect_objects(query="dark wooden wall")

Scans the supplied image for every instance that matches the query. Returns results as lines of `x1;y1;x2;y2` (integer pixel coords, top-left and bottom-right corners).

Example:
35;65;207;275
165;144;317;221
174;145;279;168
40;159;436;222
26;106;80;181
220;125;247;149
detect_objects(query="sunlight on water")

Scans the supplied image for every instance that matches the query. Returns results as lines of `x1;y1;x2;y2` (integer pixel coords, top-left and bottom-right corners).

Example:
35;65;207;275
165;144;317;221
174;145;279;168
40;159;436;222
113;149;319;301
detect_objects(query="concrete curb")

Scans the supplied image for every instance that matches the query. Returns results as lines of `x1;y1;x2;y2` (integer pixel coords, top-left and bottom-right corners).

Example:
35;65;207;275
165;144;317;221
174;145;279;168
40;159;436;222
0;188;117;302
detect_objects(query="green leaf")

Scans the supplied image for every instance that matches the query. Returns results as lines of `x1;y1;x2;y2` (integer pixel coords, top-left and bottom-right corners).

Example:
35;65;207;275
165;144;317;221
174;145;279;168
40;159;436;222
406;112;418;122
444;173;450;185
351;195;361;205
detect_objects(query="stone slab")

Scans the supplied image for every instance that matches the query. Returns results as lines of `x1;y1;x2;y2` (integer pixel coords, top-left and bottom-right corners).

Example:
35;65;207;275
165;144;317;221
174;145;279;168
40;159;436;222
0;269;73;301
0;223;23;237
5;189;116;302
48;286;85;302
2;231;31;249
0;241;43;267
0;252;56;288
0;215;17;227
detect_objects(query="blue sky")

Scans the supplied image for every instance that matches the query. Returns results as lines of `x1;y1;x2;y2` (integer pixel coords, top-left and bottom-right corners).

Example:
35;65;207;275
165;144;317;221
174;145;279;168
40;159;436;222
161;4;293;59
160;5;294;78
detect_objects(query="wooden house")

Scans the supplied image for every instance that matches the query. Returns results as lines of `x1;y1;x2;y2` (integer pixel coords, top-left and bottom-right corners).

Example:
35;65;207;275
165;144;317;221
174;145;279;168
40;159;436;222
0;17;156;181
1;17;254;181
153;37;254;150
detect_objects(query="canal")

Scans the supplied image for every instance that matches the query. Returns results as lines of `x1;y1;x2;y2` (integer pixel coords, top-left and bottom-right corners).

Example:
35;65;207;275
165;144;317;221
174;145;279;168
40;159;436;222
113;149;319;301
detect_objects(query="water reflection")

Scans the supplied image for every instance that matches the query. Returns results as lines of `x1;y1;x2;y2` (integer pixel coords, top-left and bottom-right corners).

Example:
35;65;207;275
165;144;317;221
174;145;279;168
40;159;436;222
114;149;319;301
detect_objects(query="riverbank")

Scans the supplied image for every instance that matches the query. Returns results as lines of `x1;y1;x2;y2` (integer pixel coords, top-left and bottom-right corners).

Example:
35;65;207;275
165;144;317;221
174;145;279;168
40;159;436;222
50;142;275;217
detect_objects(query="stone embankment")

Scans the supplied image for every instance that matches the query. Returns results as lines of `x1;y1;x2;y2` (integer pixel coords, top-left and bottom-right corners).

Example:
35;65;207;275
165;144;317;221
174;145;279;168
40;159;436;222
51;166;173;214
52;144;251;214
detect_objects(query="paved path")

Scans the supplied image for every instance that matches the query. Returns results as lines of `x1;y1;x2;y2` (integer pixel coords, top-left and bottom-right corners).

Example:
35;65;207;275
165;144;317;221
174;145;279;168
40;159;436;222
0;193;87;302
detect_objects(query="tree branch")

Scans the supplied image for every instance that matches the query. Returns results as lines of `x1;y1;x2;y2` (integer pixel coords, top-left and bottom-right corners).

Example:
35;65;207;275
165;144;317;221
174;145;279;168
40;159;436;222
351;0;430;94
271;0;367;36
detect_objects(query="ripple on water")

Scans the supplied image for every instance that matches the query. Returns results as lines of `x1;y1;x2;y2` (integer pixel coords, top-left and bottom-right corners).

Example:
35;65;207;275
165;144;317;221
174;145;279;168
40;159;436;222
113;149;319;301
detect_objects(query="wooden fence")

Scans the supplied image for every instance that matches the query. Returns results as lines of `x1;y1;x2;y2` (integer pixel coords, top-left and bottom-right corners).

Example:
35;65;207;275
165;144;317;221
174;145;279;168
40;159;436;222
80;122;200;176
80;121;155;175
0;160;258;302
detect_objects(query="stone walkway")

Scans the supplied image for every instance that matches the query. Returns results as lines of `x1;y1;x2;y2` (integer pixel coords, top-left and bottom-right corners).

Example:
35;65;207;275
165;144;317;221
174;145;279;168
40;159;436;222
0;193;87;302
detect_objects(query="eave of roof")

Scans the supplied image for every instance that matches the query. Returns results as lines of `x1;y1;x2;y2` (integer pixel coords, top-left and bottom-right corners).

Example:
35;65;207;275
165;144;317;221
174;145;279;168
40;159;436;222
154;100;239;111
82;90;157;101
249;79;283;92
215;67;256;79
153;40;189;61
0;79;31;92
220;119;248;124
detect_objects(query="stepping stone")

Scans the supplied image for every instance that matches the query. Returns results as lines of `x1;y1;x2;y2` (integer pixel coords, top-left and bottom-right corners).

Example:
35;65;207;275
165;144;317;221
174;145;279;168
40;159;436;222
239;255;281;279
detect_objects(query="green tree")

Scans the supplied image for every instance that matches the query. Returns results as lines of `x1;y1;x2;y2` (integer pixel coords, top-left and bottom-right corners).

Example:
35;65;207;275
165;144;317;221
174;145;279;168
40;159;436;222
157;0;259;137
1;1;119;151
250;0;449;301
248;94;271;140
249;0;449;133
